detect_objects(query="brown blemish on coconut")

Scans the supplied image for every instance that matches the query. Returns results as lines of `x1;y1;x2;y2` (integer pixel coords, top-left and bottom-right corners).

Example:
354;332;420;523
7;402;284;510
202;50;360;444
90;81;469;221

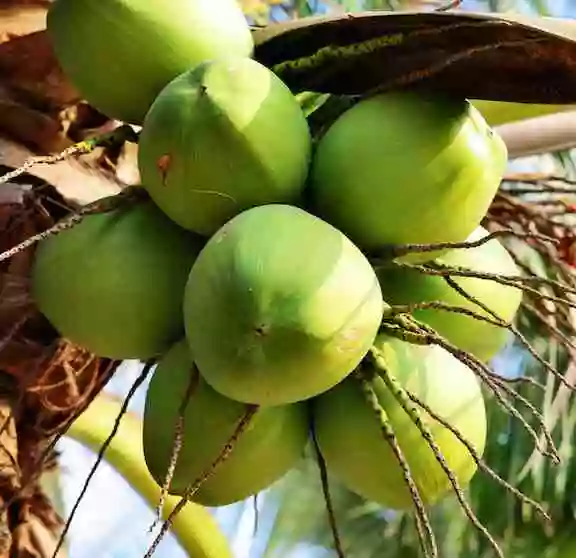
157;154;172;186
254;324;270;337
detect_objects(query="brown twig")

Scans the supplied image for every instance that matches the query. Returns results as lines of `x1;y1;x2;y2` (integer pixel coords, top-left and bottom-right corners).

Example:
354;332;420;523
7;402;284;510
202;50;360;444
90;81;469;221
383;315;559;463
0;186;146;265
149;367;200;532
378;229;556;260
144;405;259;558
310;409;345;558
356;370;438;558
50;360;155;558
404;388;550;522
370;350;504;558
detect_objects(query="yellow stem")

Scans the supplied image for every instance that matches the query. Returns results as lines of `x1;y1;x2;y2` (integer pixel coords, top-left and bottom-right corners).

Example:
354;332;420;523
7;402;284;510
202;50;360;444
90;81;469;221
66;393;233;558
472;100;574;127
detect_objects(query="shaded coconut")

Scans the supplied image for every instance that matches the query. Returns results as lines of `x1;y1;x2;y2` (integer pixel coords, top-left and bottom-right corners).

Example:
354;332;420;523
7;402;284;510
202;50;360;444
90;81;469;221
313;335;487;510
376;227;523;362
143;340;309;506
32;200;203;359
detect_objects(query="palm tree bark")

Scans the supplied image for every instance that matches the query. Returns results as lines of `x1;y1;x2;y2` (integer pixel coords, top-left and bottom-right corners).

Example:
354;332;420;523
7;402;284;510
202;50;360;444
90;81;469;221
0;3;128;556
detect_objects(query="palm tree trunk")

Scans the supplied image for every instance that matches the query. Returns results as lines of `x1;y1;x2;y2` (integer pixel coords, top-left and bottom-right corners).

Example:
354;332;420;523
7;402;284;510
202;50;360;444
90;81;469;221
0;3;128;556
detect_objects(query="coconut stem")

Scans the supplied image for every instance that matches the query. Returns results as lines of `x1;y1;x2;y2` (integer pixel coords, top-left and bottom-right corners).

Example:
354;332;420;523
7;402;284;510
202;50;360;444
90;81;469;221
0;186;147;265
150;366;200;531
355;370;438;558
390;300;506;328
0;125;138;186
385;314;560;463
400;385;551;522
50;360;155;558
373;228;555;261
144;404;259;558
369;348;505;558
392;261;576;302
309;409;345;558
67;392;232;557
441;274;576;392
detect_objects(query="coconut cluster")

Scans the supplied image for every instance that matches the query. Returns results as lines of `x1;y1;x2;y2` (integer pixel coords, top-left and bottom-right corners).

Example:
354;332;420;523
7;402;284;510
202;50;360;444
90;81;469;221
33;0;521;510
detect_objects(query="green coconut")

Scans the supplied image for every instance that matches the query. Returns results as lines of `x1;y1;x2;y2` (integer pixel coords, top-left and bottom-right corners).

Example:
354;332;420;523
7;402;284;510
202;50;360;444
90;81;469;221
184;204;385;406
143;340;308;506
31;200;203;360
309;92;508;261
47;0;254;124
313;335;487;510
376;226;523;362
138;57;312;236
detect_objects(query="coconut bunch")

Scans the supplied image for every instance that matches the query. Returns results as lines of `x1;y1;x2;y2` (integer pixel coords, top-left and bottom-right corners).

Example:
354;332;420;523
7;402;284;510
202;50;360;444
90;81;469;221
9;0;574;555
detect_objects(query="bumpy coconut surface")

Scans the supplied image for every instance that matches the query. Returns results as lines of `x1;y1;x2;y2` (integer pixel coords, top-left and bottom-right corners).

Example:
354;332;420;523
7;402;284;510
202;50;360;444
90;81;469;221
47;0;254;124
313;335;487;510
31;200;203;360
142;340;309;506
138;57;312;236
184;204;384;406
309;92;507;260
377;227;523;362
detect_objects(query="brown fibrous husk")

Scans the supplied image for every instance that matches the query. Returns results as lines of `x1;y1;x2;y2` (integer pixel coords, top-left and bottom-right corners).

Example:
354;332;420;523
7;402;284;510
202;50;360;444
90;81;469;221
0;176;121;556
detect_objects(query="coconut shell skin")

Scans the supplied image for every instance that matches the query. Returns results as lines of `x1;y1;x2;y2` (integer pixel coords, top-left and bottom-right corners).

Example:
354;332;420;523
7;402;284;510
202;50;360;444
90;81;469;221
309;92;508;261
376;227;523;362
47;0;254;124
138;58;312;236
142;340;309;507
31;201;203;360
313;335;487;510
184;204;385;406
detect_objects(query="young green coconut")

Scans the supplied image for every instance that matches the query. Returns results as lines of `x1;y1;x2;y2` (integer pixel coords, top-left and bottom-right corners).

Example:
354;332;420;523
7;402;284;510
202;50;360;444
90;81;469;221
31;201;203;360
138;57;313;236
142;340;309;507
184;204;385;406
313;335;487;510
376;226;524;362
47;0;254;124
309;92;508;262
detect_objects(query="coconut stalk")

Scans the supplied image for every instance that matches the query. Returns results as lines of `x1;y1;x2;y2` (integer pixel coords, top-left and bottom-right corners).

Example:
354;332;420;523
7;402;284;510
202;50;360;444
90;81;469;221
65;392;233;558
495;112;576;159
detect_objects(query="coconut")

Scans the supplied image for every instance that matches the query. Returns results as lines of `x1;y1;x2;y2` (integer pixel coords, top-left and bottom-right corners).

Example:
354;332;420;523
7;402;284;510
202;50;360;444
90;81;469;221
143;340;309;506
31;200;203;359
376;226;523;362
47;0;254;123
184;204;384;405
309;92;507;262
138;57;312;236
313;335;487;510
